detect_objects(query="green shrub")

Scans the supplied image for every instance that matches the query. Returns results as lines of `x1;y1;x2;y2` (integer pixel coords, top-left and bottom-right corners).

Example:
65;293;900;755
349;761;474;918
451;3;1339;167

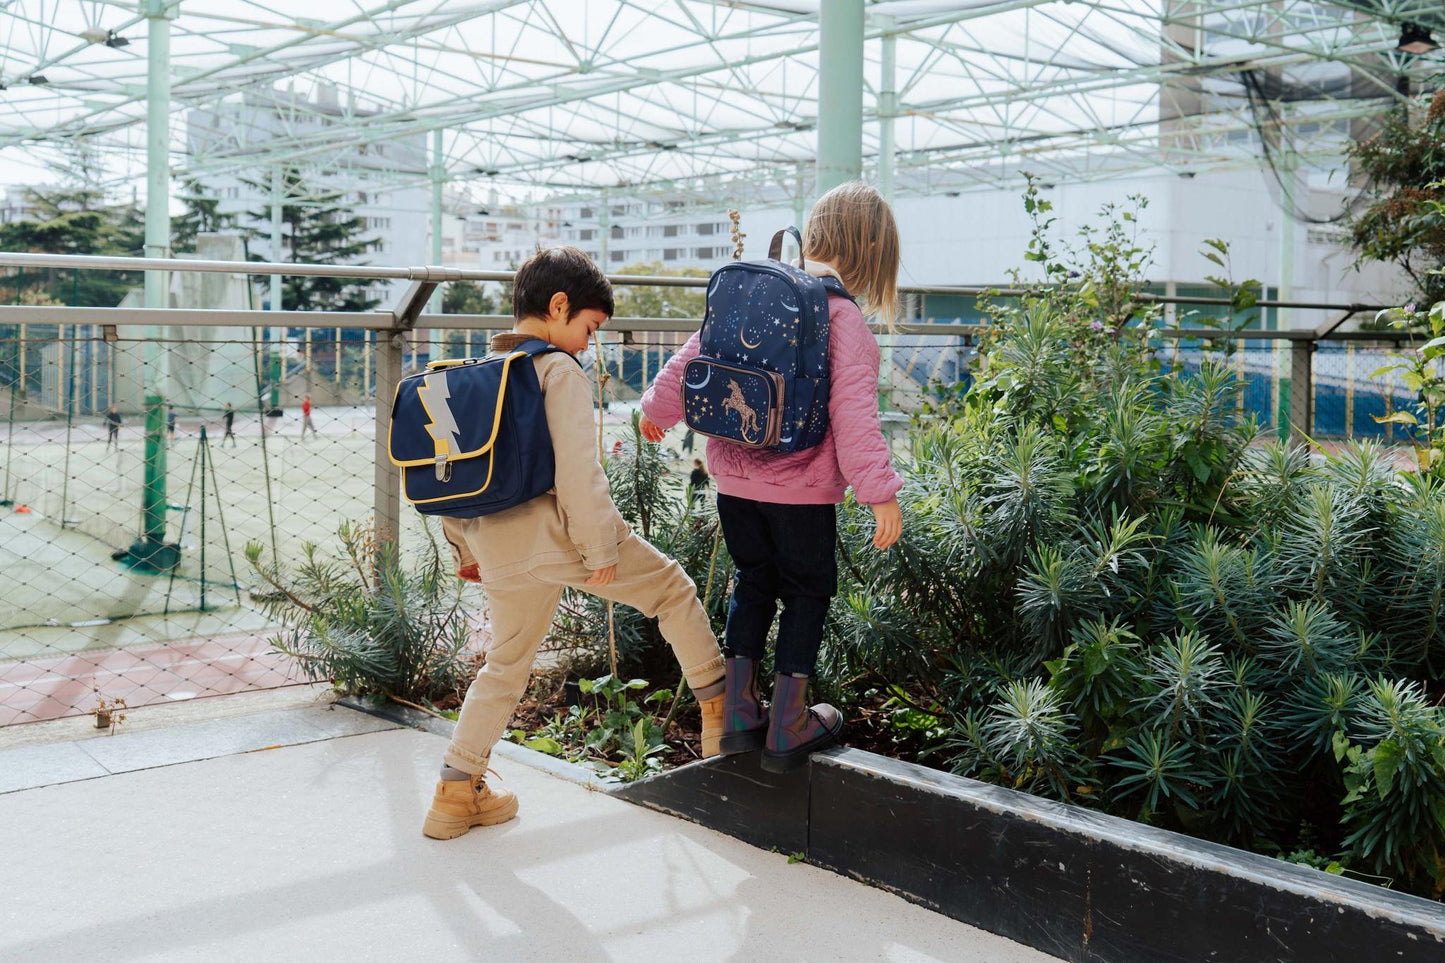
820;187;1445;897
246;521;473;706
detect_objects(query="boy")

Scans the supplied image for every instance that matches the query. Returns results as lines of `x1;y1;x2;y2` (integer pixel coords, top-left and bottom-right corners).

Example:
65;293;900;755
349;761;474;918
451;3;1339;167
424;246;726;840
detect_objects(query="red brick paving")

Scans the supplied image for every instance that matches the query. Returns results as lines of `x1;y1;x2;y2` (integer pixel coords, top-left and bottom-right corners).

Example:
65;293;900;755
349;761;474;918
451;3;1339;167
0;632;308;726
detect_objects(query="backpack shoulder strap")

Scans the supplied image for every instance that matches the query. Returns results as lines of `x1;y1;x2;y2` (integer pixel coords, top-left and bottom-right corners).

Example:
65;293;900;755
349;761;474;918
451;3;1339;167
511;337;582;369
819;276;856;303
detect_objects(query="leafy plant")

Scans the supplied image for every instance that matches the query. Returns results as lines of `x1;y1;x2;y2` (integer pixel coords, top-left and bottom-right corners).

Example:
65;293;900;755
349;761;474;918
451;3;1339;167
817;183;1445;896
1370;300;1445;475
1347;89;1445;307
246;520;473;706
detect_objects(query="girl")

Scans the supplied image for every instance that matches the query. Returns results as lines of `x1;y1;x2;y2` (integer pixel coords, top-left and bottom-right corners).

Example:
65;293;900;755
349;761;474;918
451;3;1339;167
640;181;903;773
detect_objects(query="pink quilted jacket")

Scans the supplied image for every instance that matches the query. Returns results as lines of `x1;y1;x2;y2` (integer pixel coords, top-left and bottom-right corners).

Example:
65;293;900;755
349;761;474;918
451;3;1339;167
641;291;903;507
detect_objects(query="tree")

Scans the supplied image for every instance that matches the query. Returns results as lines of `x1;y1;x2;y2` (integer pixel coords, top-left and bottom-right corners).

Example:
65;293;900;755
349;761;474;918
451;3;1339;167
0;182;140;307
441;279;498;315
172;178;236;254
1347;90;1445;307
241;167;382;312
612;261;708;319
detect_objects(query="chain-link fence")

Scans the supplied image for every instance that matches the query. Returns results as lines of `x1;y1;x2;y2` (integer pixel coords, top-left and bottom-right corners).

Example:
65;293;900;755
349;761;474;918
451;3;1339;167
0;253;1418;727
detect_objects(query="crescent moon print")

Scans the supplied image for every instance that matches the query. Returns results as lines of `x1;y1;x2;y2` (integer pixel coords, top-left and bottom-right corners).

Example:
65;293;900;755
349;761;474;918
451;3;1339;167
685;365;712;390
779;298;799;313
740;328;763;349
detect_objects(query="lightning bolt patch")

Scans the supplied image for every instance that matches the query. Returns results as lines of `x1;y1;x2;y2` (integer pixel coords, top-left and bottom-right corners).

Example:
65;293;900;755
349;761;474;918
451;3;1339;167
417;372;462;457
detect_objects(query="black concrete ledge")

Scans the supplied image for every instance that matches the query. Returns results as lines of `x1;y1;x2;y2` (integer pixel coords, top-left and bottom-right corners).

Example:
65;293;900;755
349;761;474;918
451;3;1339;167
615;745;1445;963
339;697;1445;962
809;750;1445;962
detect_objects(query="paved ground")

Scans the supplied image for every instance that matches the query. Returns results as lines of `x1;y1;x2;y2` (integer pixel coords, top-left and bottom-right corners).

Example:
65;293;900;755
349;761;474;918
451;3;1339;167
0;699;1056;962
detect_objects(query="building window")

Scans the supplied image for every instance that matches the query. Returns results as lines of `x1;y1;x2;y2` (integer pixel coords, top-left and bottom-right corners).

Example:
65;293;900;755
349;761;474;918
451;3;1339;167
580;207;593;219
663;248;680;261
579;228;595;241
610;225;623;239
696;223;715;236
610;250;625;263
663;225;678;237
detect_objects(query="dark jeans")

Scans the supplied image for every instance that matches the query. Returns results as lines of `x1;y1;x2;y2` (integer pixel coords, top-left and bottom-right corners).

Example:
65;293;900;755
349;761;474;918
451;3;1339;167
717;493;837;677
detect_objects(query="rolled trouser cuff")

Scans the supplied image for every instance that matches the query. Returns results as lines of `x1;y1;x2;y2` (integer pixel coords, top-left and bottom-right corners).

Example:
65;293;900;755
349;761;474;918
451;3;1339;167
682;653;725;697
442;743;490;777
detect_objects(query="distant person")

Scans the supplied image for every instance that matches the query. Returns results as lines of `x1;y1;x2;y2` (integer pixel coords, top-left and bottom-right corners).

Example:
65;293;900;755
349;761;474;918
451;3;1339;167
689;458;710;505
104;405;122;449
166;405;177;440
300;394;317;440
222;403;237;447
681;428;695;454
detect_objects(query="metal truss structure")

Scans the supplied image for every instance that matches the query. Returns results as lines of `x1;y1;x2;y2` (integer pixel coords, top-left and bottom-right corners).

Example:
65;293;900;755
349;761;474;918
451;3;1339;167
0;1;1440;208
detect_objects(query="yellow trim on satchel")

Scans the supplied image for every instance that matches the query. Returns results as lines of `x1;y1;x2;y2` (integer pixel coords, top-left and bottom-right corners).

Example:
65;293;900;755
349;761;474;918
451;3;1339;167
387;350;525;469
404;448;497;506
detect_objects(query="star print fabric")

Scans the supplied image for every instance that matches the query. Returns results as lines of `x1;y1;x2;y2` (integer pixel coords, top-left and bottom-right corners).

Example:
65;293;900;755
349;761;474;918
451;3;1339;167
680;259;837;453
643;290;903;509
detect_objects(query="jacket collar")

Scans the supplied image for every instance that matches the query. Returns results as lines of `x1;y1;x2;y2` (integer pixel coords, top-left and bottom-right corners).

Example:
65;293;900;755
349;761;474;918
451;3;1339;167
802;259;842;281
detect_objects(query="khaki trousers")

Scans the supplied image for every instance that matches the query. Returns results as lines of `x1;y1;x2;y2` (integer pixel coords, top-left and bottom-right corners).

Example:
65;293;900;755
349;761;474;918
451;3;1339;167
444;534;725;775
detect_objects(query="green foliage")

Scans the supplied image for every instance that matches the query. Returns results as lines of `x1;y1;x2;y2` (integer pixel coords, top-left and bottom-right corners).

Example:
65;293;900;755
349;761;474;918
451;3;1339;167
1369;300;1445;476
442;279;499;316
1347;90;1445;307
246;521;473;705
510;674;671;783
172;178;237;254
821;184;1445;897
0;178;144;307
611;262;709;319
241;166;382;312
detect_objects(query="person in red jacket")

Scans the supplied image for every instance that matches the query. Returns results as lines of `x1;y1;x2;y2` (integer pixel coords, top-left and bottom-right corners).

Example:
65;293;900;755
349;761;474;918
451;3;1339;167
640;181;904;772
300;394;317;440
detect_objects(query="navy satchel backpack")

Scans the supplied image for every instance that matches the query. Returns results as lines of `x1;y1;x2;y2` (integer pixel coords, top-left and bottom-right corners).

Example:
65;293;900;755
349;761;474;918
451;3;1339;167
388;338;572;517
683;227;851;453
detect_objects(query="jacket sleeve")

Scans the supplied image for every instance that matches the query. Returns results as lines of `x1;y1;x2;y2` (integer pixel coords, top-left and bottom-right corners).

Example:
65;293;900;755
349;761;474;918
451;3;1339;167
827;300;904;506
639;330;702;429
543;361;626;569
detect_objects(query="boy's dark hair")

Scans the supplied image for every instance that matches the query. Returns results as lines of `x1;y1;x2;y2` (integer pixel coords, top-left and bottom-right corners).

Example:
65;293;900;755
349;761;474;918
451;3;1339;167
512;245;614;321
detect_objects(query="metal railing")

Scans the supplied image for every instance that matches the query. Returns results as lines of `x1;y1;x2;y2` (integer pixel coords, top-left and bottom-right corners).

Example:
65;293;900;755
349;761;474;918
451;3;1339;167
0;249;1419;724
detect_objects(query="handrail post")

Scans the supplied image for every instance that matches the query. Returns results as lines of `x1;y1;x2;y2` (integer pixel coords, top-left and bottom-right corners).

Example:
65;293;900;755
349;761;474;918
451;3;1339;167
373;331;404;549
1288;338;1314;446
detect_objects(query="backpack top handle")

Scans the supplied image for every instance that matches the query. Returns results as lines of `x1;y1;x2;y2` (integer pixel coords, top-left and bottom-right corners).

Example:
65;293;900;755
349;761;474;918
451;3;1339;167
767;226;805;268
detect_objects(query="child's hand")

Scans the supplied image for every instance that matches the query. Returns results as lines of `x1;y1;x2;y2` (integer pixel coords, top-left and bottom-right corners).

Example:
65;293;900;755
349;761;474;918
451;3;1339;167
639;415;665;443
869;499;902;550
585;564;618;587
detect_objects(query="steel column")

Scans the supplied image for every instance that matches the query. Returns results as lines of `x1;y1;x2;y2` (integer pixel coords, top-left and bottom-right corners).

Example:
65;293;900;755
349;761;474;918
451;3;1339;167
127;0;177;572
429;128;445;316
878;17;897;203
817;0;865;196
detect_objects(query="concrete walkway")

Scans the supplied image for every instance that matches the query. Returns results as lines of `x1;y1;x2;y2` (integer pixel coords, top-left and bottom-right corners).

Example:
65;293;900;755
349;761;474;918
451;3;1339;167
0;702;1056;962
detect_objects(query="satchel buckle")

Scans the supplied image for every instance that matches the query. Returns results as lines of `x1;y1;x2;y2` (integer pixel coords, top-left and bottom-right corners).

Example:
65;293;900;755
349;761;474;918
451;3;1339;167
434;453;452;483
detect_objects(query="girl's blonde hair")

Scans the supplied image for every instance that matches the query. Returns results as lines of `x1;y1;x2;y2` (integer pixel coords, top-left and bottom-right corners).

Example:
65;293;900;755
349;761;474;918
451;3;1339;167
803;181;900;323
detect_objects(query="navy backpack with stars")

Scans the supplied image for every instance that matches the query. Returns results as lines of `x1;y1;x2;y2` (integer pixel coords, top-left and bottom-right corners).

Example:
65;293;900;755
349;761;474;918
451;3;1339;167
682;227;852;453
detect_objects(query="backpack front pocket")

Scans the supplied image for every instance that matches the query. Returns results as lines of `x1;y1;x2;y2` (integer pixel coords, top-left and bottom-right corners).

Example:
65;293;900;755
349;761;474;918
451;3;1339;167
682;359;784;448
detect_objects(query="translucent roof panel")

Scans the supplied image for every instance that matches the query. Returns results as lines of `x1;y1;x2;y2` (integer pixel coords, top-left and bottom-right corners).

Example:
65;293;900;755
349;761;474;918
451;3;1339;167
0;1;1439;201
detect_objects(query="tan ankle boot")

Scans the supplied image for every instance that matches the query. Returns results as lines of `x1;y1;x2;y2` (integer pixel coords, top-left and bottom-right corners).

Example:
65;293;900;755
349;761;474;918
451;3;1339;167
699;693;724;758
422;773;518;839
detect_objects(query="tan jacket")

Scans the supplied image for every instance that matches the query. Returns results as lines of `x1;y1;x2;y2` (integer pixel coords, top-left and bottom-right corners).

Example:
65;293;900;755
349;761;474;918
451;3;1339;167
442;333;629;581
